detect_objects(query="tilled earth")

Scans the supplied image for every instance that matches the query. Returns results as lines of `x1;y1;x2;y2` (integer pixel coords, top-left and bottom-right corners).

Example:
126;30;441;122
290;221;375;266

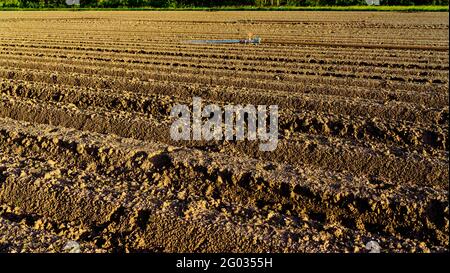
0;11;448;253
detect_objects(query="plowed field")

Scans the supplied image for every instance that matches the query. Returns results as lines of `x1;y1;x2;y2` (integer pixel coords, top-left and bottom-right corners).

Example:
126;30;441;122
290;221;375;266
0;11;448;253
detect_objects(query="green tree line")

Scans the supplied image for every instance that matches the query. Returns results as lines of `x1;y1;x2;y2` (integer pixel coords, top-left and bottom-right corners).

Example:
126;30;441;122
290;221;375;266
0;0;448;8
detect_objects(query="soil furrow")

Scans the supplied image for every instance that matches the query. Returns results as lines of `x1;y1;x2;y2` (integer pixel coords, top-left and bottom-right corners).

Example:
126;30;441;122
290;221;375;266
0;96;447;189
0;117;448;250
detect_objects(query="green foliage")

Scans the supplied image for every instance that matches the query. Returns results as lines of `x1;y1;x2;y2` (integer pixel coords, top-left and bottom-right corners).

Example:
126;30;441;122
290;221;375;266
380;0;449;4
0;0;449;8
0;0;19;7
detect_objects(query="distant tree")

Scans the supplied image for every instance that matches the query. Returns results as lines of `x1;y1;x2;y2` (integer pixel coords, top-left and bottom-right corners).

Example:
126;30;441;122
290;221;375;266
1;0;448;8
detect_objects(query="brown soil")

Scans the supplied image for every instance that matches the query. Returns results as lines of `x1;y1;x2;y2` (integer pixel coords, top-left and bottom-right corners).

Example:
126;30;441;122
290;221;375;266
0;11;448;253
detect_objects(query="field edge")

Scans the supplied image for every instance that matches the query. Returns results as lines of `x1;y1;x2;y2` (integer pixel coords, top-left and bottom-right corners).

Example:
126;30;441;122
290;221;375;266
0;5;449;12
